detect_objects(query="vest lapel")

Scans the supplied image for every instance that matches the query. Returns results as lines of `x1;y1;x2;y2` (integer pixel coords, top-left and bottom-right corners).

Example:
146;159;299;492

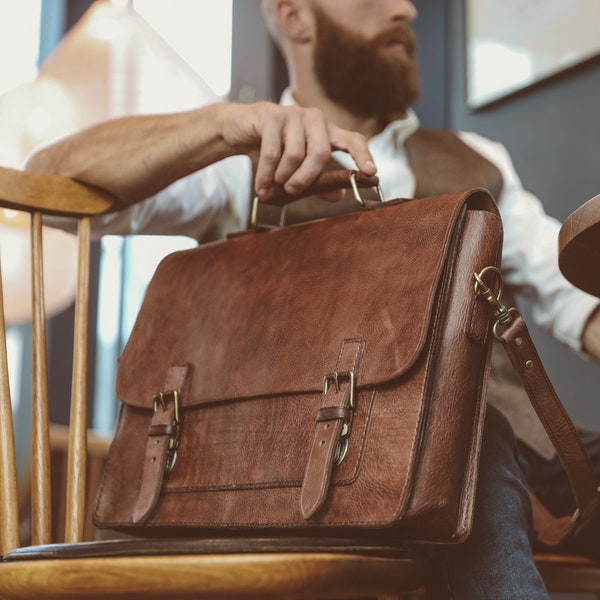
406;127;503;200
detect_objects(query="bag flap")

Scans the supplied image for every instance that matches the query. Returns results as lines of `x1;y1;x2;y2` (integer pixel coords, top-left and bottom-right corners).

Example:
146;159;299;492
116;189;497;408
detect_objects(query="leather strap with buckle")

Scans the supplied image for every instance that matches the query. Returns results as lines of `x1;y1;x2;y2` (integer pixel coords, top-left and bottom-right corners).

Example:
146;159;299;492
300;340;363;520
133;364;190;524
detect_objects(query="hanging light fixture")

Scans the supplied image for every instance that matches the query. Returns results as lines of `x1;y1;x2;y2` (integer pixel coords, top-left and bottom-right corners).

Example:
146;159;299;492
38;0;218;122
0;0;220;324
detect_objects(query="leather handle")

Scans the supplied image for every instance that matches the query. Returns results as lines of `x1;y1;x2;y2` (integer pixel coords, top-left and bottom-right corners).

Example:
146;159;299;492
256;170;380;207
498;315;600;546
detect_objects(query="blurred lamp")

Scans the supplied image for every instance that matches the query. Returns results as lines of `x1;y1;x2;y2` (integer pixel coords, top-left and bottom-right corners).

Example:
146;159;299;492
0;209;78;325
0;0;220;325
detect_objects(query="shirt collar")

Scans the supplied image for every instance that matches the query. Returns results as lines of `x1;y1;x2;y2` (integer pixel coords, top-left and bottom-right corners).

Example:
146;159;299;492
372;109;420;150
279;87;420;151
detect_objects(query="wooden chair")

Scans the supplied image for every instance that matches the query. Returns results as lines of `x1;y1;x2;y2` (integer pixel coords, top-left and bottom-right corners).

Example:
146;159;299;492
541;191;600;599
535;553;600;597
18;423;113;545
0;165;425;599
1;165;598;599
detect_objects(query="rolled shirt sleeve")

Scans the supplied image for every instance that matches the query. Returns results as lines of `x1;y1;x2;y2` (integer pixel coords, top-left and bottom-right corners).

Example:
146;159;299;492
45;154;253;242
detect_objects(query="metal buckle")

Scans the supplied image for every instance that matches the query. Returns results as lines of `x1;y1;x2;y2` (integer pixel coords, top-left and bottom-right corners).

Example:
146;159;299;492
153;390;180;424
322;371;356;408
152;390;180;472
323;371;356;467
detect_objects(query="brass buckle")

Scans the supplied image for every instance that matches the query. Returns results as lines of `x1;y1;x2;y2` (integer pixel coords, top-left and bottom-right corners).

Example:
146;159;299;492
323;371;356;409
153;390;180;424
323;371;356;468
152;390;181;472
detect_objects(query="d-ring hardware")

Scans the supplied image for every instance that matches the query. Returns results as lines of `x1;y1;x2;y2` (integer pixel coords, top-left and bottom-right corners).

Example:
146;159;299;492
152;390;181;472
473;266;521;340
322;371;356;468
349;171;384;206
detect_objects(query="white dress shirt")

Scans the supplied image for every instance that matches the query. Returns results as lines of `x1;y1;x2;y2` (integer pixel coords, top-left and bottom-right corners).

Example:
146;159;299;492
82;95;599;353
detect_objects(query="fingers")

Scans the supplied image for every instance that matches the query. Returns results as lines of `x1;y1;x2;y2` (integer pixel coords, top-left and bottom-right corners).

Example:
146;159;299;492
253;106;312;196
252;104;376;199
328;123;377;177
273;107;330;194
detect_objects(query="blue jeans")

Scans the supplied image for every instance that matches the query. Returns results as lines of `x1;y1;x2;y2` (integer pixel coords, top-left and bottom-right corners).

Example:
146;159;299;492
424;405;550;599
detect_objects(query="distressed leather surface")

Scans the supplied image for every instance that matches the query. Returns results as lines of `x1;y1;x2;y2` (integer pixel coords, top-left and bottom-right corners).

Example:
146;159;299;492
95;188;503;543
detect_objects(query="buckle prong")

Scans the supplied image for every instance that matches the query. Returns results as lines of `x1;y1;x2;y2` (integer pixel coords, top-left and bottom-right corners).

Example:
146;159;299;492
153;390;180;424
323;371;356;408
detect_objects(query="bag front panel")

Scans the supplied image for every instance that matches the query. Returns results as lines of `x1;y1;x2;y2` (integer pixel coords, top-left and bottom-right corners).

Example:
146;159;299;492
94;352;430;530
166;389;377;492
94;190;503;542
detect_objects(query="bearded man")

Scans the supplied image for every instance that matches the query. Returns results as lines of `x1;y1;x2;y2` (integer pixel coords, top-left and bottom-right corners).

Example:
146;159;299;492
261;2;600;598
26;1;600;598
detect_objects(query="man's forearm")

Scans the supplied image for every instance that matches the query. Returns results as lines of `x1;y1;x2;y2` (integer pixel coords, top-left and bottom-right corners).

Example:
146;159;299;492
24;103;233;206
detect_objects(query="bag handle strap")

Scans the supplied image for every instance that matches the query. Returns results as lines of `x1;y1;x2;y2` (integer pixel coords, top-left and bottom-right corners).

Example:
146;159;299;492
249;170;381;228
256;169;380;207
476;268;600;546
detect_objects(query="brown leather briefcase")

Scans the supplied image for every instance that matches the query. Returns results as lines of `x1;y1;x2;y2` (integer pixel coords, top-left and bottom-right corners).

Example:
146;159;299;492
93;173;599;545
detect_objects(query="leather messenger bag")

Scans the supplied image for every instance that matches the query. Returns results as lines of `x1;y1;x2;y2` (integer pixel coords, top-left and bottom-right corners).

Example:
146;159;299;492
94;171;599;546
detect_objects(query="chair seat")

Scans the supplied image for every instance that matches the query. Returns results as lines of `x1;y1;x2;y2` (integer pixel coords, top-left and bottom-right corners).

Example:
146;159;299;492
534;553;600;594
3;535;422;561
0;537;425;599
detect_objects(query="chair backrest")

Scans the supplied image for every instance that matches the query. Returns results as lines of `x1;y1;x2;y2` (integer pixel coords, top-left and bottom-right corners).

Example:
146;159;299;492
0;166;116;553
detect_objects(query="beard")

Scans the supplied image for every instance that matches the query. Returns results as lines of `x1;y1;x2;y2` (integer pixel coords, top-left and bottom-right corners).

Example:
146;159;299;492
312;7;421;119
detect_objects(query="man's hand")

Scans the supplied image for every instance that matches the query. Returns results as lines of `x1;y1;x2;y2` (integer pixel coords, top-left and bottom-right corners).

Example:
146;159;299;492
217;102;377;199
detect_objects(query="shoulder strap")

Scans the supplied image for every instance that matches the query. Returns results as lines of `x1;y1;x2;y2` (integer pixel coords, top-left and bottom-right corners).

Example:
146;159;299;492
489;301;600;546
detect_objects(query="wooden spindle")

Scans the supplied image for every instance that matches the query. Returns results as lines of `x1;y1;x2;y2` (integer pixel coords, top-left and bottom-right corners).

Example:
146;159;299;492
0;249;20;553
64;217;90;543
30;211;51;545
